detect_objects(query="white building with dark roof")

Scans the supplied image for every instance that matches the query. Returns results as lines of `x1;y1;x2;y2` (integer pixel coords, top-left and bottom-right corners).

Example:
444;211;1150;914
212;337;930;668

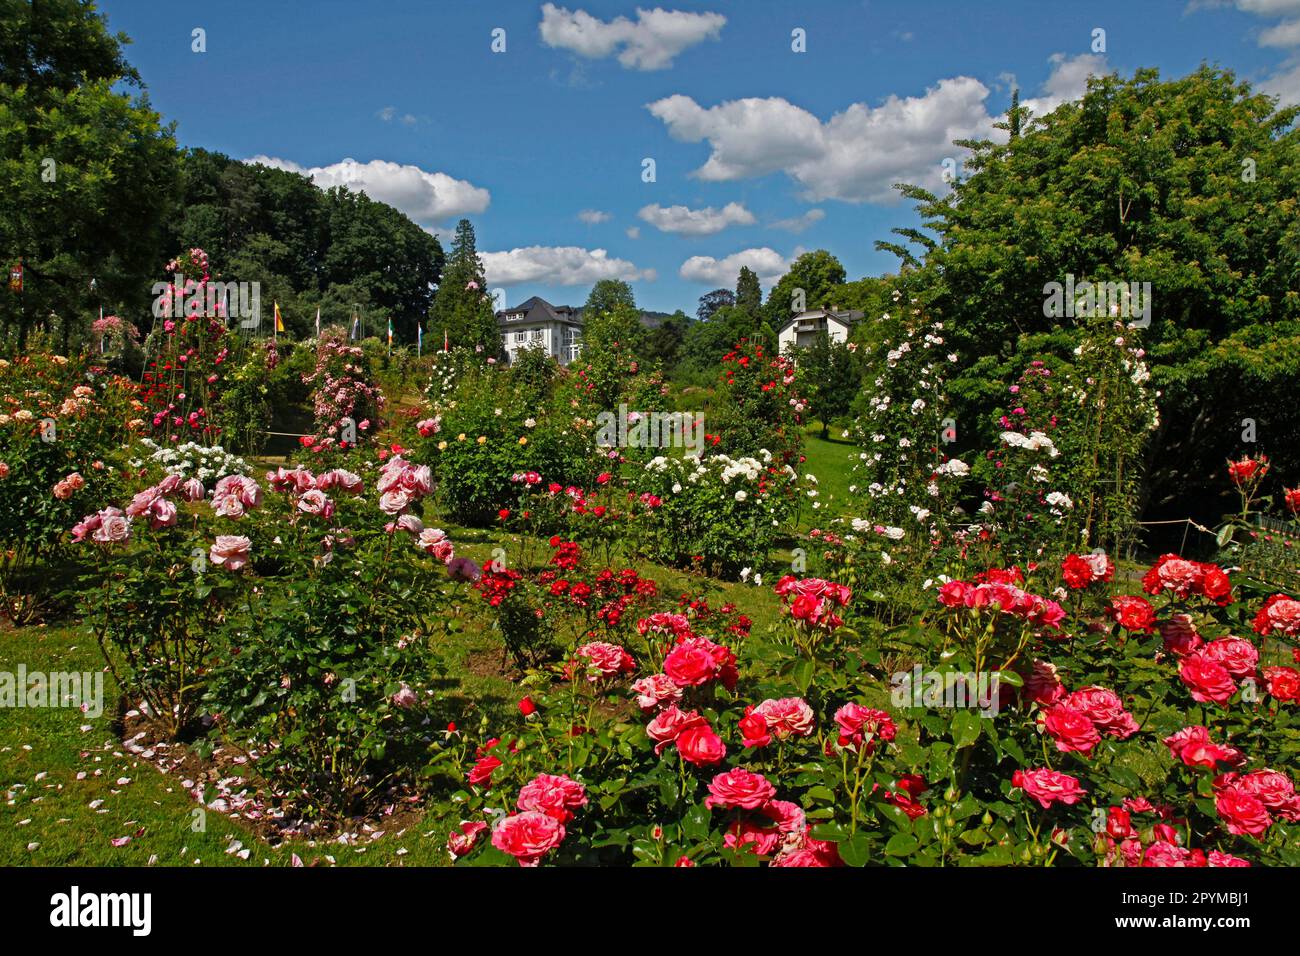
777;306;864;353
497;296;584;365
496;296;678;366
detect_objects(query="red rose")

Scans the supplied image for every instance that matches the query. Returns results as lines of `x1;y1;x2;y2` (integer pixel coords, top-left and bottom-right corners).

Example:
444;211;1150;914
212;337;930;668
1253;593;1300;638
466;754;502;787
518;696;537;717
1063;686;1138;739
447;820;489;860
1163;725;1243;770
1215;786;1272;838
1023;659;1067;706
1106;807;1132;839
1284;487;1300;515
1202;637;1258;678
1108;595;1157;633
676;725;727;766
1159;614;1203;657
1041;704;1101;755
1263;665;1300;702
516;773;587;823
1227;455;1268;486
739;708;772;748
1179;652;1238;706
1061;553;1096;589
646;705;705;755
491;811;566;866
1011;768;1088;809
704;768;777;810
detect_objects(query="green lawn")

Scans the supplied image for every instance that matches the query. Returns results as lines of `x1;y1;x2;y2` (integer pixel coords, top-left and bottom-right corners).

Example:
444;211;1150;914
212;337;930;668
796;424;858;530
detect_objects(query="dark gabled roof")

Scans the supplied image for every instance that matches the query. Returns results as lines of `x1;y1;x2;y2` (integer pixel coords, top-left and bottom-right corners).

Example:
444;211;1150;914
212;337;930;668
497;295;582;328
497;296;671;330
777;308;865;332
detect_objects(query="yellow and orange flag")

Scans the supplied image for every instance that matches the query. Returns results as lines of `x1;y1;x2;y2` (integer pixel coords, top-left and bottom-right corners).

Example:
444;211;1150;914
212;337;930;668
274;301;285;336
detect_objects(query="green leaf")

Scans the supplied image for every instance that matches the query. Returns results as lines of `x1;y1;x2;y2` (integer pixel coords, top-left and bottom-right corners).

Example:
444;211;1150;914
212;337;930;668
884;833;919;857
951;710;982;748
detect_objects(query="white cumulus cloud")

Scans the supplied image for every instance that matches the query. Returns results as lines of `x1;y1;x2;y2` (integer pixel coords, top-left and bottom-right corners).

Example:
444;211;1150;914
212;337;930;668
1200;1;1300;104
637;201;755;235
539;3;725;70
578;209;612;224
245;156;489;227
482;246;655;286
679;247;790;285
646;54;1107;204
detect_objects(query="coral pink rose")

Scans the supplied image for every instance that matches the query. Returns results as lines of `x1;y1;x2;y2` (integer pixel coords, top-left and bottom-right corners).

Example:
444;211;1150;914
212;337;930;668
1163;726;1243;770
1012;768;1088;809
516;773;588;823
645;705;705;755
491;811;565;866
1179;652;1238;706
1214;786;1272;837
676;725;727;766
704;768;776;810
1041;704;1101;755
1202;637;1259;678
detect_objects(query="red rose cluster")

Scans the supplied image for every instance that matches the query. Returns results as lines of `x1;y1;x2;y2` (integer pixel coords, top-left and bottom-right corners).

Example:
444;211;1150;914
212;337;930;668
937;575;1066;631
1039;686;1138;755
1060;551;1114;589
488;773;589;866
704;768;843;866
1096;796;1252;867
1141;554;1234;606
774;575;852;630
1177;636;1259;706
1252;593;1300;638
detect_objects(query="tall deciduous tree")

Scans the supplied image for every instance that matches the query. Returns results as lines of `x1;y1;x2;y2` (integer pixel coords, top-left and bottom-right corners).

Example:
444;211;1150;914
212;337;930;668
0;0;178;350
883;65;1300;522
764;250;847;329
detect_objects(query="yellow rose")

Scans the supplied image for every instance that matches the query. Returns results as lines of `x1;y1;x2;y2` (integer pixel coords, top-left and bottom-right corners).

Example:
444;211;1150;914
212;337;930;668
477;436;487;445
457;433;466;441
518;437;528;445
437;440;448;450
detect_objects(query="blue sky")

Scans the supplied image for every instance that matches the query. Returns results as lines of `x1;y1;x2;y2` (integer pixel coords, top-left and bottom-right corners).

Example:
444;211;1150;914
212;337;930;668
102;0;1300;314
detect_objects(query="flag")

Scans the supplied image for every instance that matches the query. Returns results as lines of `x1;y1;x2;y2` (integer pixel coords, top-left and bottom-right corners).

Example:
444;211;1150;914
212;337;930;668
443;328;449;353
99;305;105;353
387;318;393;345
315;306;321;337
274;301;285;337
7;262;21;293
417;323;423;357
351;314;360;340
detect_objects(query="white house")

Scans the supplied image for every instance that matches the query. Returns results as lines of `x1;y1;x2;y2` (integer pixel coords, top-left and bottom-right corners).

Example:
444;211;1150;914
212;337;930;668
497;296;584;365
496;296;673;366
777;306;863;354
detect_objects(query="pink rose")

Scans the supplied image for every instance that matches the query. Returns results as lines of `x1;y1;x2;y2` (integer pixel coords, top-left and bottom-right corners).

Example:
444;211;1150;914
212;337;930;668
209;534;252;571
491;811;565;867
1011;768;1088;809
516;773;588;823
704;768;777;810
